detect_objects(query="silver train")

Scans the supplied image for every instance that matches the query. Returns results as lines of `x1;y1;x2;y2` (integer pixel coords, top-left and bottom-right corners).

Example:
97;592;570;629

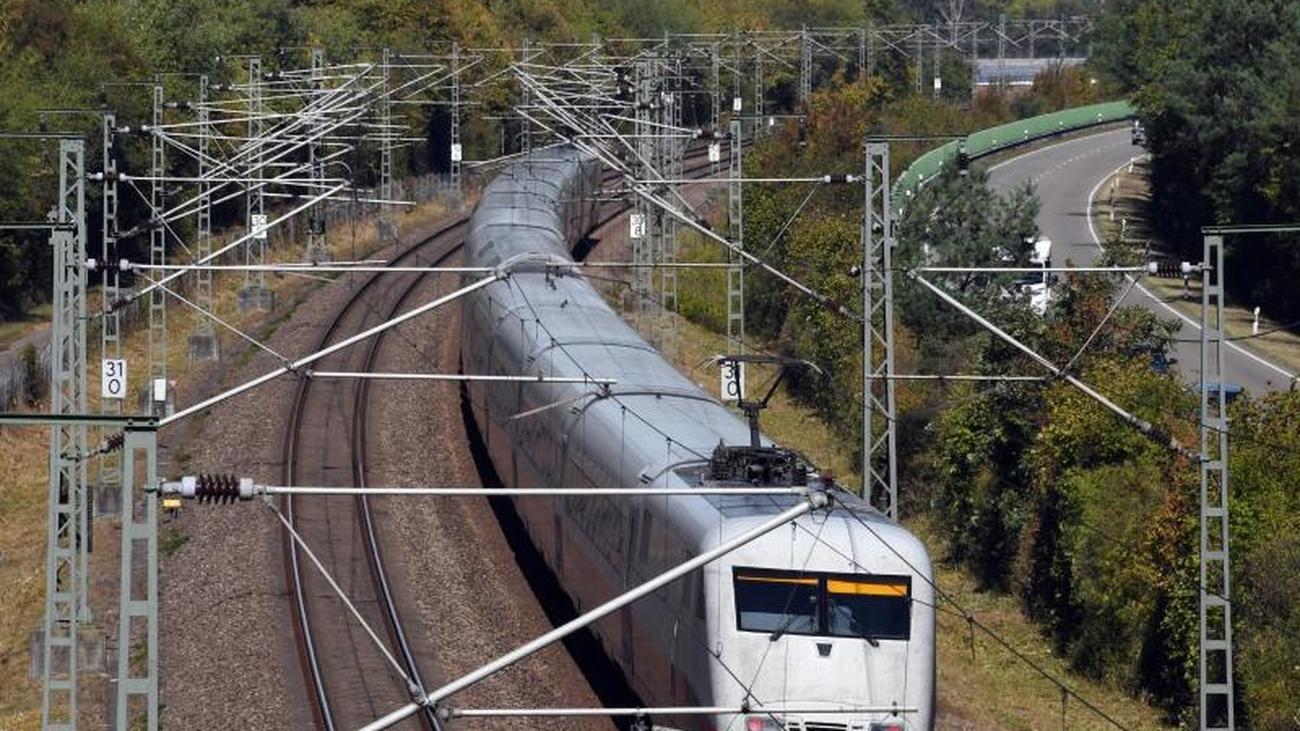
460;147;935;731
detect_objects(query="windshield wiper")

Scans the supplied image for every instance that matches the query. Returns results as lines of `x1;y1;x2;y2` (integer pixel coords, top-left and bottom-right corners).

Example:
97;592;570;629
769;612;801;641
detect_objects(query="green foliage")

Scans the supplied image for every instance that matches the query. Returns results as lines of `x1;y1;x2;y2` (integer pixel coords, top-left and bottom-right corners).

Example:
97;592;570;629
1096;0;1300;322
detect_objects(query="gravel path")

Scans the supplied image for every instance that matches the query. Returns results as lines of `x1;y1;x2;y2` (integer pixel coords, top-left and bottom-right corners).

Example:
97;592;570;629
365;254;615;729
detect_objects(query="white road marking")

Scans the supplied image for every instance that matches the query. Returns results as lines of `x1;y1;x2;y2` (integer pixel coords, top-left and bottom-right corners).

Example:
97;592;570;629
1084;157;1296;381
985;127;1126;174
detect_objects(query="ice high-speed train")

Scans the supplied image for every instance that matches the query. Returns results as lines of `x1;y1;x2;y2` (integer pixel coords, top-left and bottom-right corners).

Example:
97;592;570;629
459;147;935;731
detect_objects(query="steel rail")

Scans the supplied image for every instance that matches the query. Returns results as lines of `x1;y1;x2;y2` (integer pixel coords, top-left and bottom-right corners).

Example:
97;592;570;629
281;144;721;730
281;215;469;731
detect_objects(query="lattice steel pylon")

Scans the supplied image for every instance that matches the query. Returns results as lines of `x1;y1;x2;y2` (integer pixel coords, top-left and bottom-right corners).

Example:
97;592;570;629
521;38;533;154
799;27;812;111
710;42;721;177
862;142;898;519
147;84;168;415
305;48;330;263
450;42;463;203
188;74;218;361
726;118;744;352
630;58;653;327
241;56;271;309
1198;234;1236;731
115;427;159;731
658;53;682;359
99;111;122;516
379;47;395;240
42;138;89;731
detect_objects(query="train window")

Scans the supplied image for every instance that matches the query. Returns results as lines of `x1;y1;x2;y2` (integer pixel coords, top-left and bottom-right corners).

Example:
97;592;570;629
732;568;912;641
733;570;819;635
824;575;911;641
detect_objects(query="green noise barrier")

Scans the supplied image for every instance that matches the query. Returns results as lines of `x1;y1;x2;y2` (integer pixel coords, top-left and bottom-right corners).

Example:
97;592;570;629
892;100;1135;211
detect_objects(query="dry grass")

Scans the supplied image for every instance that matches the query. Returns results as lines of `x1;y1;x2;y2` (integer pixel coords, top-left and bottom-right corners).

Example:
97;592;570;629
913;518;1172;730
1097;160;1300;377
0;424;48;731
0;196;458;729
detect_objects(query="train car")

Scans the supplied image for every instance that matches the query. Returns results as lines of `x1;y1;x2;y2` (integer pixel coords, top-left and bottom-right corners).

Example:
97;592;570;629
459;146;935;731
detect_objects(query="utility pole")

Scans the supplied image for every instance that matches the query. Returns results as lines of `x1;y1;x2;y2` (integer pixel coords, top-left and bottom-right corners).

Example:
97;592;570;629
862;142;898;518
932;35;942;99
306;48;330;263
1199;234;1235;731
752;48;764;138
450;42;463;203
731;33;744;147
240;56;272;312
866;25;876;80
115;426;159;731
521;38;533;154
660;52;681;359
41;138;89;731
799;28;812;112
998;14;1007;91
646;51;666;348
726;118;744;352
914;29;924;96
189;74;218;361
379;47;394;241
147;84;170;415
98;112;123;517
710;42;721;176
631;57;652;328
858;28;868;80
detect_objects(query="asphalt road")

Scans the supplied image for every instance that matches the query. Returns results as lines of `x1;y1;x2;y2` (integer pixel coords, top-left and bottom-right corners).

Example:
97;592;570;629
985;126;1297;394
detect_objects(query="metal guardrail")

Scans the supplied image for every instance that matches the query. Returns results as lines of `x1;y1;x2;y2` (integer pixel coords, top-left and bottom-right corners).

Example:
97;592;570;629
893;100;1135;210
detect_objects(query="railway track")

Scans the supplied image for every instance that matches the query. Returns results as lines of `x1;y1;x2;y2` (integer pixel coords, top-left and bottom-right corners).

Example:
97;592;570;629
280;150;720;730
281;217;468;731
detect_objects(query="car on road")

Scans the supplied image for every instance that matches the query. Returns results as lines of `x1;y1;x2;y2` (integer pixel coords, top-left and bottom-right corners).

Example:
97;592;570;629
1131;120;1146;146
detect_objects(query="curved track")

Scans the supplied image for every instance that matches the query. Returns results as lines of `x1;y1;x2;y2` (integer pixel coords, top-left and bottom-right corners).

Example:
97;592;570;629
282;218;468;730
281;150;720;730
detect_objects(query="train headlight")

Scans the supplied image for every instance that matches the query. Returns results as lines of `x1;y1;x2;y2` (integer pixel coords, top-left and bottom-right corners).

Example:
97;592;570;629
744;716;784;731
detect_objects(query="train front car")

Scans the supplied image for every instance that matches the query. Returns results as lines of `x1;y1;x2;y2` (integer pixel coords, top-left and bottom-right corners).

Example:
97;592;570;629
700;486;935;731
459;147;935;731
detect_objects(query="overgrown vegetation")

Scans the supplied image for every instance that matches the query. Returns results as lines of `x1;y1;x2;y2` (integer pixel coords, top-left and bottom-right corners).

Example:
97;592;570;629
711;24;1300;726
1093;0;1300;325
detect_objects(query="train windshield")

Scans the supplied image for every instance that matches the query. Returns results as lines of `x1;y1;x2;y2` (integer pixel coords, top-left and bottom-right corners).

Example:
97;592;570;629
825;576;911;640
733;568;911;641
734;571;819;634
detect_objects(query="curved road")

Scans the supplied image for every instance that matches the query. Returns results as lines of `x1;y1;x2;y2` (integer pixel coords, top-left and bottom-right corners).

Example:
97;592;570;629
985;126;1296;394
